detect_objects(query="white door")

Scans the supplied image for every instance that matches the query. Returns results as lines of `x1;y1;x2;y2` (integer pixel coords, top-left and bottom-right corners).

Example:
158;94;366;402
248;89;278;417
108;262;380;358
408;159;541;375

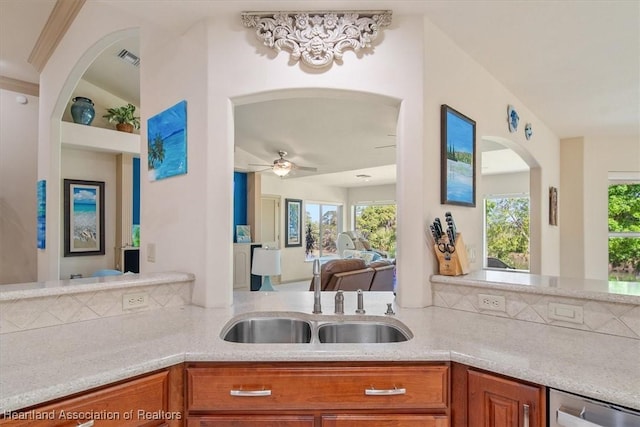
261;196;280;249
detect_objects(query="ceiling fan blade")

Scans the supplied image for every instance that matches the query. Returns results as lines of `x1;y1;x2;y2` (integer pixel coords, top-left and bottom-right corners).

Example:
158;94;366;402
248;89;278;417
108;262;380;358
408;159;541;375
375;144;396;149
293;165;317;172
248;164;273;167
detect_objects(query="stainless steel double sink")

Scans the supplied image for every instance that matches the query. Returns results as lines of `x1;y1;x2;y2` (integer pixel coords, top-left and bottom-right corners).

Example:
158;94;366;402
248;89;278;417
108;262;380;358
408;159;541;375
221;312;412;344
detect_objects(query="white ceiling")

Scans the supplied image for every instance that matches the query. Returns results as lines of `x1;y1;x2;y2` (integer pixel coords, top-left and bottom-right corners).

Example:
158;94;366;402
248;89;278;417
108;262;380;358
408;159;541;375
1;0;638;186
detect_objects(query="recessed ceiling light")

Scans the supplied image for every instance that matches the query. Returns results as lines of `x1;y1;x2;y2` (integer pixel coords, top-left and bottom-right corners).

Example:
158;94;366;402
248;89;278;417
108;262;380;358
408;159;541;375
117;49;140;67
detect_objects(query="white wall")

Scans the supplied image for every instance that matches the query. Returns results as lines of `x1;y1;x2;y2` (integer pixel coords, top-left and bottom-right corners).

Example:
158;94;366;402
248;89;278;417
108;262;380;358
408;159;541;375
36;4;565;308
36;1;142;282
0;89;39;284
422;19;561;277
60;147;117;279
482;172;530;197
561;136;640;280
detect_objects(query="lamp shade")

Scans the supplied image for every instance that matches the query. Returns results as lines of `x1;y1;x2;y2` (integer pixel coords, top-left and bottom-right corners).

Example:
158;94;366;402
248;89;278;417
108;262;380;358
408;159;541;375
252;248;281;276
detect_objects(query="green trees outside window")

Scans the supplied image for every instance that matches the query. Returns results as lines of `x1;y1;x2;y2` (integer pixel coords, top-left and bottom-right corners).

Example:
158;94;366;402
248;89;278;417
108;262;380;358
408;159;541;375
485;197;530;270
608;183;640;282
354;204;397;258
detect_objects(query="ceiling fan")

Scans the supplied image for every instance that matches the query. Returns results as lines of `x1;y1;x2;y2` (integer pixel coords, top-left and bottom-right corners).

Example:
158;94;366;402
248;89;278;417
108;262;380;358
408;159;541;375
250;150;318;177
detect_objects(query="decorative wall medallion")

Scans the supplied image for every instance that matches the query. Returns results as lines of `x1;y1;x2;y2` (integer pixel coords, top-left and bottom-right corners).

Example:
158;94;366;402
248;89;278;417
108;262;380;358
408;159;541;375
241;11;392;69
524;123;533;140
507;104;519;133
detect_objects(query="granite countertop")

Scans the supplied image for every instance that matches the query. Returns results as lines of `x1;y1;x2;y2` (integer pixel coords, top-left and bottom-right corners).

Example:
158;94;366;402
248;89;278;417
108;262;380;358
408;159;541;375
432;270;640;304
1;292;639;413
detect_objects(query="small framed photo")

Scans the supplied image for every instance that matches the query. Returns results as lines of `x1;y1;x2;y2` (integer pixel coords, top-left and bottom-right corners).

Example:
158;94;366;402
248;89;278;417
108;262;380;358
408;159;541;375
63;179;105;257
441;104;476;207
285;198;302;247
236;225;251;243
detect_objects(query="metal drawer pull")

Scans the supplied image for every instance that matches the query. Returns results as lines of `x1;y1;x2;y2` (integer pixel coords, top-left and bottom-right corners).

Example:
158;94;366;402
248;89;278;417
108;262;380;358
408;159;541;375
557;408;605;427
523;404;529;427
365;386;406;396
230;388;272;397
77;421;95;427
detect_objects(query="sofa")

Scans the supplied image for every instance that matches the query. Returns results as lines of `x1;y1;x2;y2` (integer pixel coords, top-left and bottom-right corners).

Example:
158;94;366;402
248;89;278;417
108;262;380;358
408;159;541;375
308;258;395;292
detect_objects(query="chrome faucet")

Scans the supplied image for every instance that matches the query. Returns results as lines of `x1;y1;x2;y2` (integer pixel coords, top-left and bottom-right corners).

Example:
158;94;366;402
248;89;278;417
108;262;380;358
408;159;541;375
355;289;366;314
312;259;322;314
334;290;344;314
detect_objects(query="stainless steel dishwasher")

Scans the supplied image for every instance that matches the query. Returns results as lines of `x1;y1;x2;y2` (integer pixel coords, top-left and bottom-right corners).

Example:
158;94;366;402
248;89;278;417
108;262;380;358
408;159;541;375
549;389;640;427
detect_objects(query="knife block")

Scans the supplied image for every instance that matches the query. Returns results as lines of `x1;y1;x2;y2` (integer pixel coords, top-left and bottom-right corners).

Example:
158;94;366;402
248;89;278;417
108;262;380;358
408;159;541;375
434;233;470;276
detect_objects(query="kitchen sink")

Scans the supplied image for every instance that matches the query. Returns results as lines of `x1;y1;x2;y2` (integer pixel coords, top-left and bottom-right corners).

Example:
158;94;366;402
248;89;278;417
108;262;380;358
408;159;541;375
222;317;312;343
221;312;412;344
317;321;411;343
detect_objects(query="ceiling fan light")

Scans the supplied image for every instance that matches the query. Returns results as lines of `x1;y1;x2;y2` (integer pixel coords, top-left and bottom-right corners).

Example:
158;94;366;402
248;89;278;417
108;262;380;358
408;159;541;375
273;164;291;177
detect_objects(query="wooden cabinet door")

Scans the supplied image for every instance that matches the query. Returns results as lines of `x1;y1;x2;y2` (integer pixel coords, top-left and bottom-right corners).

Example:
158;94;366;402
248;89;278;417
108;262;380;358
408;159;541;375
467;370;544;427
0;371;170;427
187;415;314;427
321;414;449;427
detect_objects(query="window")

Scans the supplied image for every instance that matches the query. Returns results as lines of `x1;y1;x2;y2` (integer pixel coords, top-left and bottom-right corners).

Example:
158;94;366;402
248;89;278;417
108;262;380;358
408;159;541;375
353;203;397;258
484;195;530;271
305;203;342;259
608;179;640;283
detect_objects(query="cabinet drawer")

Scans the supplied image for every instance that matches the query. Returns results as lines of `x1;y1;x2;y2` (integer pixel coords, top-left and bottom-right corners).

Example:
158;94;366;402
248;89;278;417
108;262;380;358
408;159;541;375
321;414;449;427
187;415;314;427
186;364;448;412
1;371;169;427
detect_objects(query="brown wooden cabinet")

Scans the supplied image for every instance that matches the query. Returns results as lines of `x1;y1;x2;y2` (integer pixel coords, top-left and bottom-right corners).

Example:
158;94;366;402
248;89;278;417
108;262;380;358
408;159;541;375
451;363;545;427
185;362;449;426
0;365;184;427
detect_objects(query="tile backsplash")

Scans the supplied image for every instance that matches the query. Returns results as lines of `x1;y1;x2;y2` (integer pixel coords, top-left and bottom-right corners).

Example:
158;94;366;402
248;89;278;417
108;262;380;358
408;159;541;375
432;282;640;339
0;281;192;334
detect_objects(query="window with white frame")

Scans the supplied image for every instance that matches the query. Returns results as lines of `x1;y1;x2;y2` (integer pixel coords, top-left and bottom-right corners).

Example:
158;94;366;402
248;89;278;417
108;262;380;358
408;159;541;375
305;203;342;259
608;173;640;283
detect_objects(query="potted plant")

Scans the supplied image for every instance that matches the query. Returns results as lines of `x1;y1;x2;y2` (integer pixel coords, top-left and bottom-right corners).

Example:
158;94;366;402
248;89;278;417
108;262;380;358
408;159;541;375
103;103;140;133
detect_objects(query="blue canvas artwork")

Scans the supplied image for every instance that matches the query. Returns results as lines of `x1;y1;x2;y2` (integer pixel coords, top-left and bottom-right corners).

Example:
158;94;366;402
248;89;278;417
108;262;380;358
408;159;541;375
445;109;474;205
147;100;187;181
37;180;46;249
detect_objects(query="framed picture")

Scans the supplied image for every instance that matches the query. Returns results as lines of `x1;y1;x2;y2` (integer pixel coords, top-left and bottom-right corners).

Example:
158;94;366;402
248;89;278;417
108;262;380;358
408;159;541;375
549;186;558;226
147;100;187;181
285;198;302;247
63;179;105;257
37;179;46;249
441;104;476;207
236;225;251;243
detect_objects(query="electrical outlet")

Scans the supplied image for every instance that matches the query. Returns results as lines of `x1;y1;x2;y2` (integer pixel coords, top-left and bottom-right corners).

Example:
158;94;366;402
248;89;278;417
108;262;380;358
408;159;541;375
478;294;506;312
123;292;148;310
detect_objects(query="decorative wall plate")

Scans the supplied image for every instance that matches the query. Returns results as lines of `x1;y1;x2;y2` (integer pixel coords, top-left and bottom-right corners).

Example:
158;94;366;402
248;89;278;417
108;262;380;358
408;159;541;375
507;104;519;133
525;123;533;140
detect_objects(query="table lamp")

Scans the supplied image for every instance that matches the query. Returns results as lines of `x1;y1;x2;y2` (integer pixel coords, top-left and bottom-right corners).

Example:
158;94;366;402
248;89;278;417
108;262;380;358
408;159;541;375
251;248;281;291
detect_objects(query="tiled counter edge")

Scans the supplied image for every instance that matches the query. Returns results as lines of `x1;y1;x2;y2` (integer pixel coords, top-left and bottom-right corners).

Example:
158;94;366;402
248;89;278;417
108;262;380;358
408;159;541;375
0;272;194;334
431;273;640;340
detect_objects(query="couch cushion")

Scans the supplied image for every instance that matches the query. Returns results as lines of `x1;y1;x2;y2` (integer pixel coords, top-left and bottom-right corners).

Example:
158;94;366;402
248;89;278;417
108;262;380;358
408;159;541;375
309;258;367;291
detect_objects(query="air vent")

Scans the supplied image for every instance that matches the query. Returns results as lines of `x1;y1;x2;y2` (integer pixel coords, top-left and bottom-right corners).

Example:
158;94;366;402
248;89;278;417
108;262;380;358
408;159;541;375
117;49;140;67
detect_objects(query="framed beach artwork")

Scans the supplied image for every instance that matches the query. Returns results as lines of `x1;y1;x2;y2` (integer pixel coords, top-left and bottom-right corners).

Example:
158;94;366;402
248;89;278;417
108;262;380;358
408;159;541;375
147;100;187;181
236;225;251;243
37;180;46;249
285;198;302;247
63;179;105;257
440;104;476;207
